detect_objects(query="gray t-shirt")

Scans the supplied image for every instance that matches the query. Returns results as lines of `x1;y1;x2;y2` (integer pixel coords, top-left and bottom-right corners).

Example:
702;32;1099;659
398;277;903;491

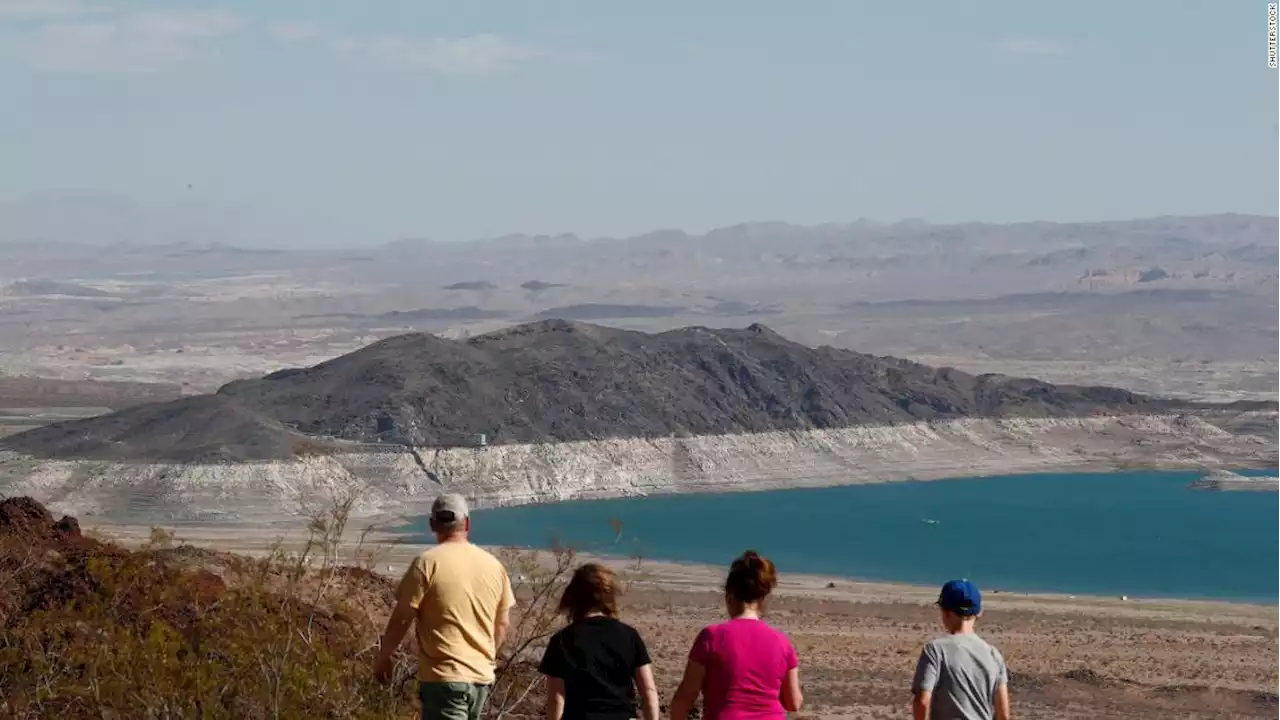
911;633;1008;720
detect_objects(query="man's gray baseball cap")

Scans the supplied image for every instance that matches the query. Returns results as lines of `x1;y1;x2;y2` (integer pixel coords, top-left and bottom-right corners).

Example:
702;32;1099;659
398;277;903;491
431;494;470;528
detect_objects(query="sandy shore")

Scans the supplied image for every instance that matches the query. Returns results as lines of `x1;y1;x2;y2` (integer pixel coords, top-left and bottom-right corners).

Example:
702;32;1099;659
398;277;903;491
91;520;1274;624
93;521;1279;719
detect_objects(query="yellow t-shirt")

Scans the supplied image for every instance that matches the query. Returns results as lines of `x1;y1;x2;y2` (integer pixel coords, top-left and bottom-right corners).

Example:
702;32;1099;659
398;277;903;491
396;542;515;684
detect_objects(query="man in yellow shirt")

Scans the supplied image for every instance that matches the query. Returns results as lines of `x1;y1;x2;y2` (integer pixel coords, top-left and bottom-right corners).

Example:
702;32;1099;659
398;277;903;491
375;494;515;720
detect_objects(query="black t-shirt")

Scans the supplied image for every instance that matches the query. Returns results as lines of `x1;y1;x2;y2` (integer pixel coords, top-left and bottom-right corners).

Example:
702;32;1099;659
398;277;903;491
538;617;652;720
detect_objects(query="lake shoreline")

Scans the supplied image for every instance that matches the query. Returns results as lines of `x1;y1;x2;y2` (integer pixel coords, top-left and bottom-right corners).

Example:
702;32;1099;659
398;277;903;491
90;522;1278;616
7;411;1274;523
485;541;1280;608
410;469;1280;606
78;469;1279;608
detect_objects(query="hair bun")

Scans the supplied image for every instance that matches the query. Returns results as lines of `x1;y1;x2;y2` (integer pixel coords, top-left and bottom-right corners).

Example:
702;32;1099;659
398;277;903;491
725;550;777;604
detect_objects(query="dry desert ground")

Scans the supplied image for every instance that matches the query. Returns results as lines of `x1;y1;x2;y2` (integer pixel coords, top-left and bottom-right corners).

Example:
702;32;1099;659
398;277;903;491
95;522;1280;720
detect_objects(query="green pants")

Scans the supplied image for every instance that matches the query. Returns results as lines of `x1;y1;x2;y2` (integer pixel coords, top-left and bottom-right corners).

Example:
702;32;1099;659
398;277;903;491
419;681;492;720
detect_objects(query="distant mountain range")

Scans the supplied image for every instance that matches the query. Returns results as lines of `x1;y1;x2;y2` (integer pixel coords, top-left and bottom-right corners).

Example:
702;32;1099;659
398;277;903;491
1;191;1275;254
6;320;1262;463
3;195;1274;275
4;206;1274;302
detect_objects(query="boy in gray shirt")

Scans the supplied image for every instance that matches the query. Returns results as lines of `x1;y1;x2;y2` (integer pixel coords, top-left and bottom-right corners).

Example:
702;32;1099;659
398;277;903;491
911;579;1011;720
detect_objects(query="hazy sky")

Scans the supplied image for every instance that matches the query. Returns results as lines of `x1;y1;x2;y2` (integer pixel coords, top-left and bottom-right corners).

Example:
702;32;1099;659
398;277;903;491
1;0;1277;245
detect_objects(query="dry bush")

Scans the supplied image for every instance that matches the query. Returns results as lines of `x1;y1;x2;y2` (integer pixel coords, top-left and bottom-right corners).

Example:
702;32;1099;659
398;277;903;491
0;495;618;720
486;541;579;719
0;495;416;719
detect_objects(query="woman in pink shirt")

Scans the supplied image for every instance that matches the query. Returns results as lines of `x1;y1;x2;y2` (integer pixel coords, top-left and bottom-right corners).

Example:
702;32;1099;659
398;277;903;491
670;551;804;720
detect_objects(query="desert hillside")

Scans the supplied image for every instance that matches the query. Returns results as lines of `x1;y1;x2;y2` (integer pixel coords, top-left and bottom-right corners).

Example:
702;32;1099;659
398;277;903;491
4;320;1243;463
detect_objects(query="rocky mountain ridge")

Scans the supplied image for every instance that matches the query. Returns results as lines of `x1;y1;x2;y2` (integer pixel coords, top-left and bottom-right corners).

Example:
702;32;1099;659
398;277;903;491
2;320;1237;463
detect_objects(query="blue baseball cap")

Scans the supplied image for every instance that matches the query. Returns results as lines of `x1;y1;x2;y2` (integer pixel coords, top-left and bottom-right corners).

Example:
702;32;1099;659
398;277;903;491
937;579;982;615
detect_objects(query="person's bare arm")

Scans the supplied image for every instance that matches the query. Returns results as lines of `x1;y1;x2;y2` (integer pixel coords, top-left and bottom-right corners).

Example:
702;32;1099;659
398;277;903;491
544;676;565;720
994;682;1012;720
910;643;938;720
780;666;804;712
377;558;427;683
495;573;515;652
374;597;417;682
494;603;511;651
912;690;931;720
668;659;706;720
634;663;660;720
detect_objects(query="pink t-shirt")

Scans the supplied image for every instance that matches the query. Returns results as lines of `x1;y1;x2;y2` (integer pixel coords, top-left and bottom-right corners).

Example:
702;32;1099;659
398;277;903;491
689;617;798;720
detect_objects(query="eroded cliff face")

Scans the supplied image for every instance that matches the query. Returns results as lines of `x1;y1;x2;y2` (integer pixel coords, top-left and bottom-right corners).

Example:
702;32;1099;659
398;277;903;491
1;414;1273;525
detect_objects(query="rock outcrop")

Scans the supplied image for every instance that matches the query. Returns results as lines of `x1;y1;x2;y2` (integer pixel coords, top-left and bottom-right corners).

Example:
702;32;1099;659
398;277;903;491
1189;470;1279;492
0;495;84;543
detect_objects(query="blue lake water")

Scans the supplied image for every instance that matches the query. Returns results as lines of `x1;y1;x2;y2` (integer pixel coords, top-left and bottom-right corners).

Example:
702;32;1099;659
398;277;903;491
405;470;1279;603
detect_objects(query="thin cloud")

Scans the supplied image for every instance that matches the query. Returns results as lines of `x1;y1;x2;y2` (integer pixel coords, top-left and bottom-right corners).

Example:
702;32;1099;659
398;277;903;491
269;22;552;75
341;33;550;75
9;7;568;76
0;0;98;18
268;21;324;44
999;37;1068;56
16;9;243;72
330;36;360;55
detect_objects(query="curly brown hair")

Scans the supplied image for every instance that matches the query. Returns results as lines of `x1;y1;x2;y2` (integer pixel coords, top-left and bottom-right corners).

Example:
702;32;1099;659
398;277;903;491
724;550;778;605
557;563;620;622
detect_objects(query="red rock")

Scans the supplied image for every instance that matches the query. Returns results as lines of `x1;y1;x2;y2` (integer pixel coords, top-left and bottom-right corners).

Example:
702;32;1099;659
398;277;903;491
0;497;54;535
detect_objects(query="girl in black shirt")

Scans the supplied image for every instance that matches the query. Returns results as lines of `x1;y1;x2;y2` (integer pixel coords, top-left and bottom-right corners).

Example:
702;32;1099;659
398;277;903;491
538;564;659;720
